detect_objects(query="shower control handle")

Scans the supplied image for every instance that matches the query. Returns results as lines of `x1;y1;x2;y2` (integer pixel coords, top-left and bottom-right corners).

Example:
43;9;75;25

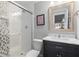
25;25;28;29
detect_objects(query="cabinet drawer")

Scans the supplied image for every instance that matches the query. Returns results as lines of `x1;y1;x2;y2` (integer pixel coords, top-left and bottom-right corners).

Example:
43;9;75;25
44;45;58;57
43;40;63;47
43;40;77;47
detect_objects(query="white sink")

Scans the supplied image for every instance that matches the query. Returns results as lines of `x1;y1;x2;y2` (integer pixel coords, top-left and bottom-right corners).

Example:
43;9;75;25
60;37;76;41
43;36;79;45
44;36;76;41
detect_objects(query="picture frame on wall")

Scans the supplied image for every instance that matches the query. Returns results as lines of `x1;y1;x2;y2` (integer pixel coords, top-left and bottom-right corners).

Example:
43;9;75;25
36;14;45;26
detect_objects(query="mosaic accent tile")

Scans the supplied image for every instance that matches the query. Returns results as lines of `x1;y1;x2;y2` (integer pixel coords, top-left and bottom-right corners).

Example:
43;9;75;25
0;17;9;56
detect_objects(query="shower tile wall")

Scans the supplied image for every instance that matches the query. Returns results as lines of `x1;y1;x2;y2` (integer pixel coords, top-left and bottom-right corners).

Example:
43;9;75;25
8;2;22;56
0;1;23;57
0;18;9;56
2;2;33;57
0;2;9;56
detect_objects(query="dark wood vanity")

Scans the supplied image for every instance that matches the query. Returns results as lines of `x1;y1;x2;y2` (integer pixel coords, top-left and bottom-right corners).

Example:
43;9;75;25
42;1;76;57
43;40;79;57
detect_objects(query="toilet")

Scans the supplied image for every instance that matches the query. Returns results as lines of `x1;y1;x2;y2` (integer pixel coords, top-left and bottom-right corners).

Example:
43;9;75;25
26;39;43;57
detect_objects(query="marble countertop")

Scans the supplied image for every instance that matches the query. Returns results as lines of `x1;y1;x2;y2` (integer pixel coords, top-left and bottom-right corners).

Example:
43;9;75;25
43;36;79;45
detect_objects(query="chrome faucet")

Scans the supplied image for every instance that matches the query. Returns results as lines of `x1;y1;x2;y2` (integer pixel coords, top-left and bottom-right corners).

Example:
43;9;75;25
58;34;61;38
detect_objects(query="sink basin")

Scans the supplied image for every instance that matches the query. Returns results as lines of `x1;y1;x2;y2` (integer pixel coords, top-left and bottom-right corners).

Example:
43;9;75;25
60;37;76;41
43;36;79;45
44;36;76;41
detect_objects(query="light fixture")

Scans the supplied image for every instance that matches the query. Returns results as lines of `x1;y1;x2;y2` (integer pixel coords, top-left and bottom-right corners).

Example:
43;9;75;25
50;1;57;6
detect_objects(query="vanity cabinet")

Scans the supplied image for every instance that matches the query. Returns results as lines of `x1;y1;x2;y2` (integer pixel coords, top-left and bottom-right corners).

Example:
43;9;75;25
43;40;79;57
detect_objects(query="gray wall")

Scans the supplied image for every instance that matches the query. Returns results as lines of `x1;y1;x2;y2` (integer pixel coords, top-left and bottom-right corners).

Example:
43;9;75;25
34;1;50;39
34;1;75;39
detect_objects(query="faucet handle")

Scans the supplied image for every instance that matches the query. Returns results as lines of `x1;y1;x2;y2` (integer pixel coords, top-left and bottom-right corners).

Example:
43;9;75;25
58;34;61;38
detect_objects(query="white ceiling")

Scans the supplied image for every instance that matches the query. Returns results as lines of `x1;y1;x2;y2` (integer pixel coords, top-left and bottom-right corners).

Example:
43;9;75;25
15;1;39;6
15;1;39;12
14;1;70;13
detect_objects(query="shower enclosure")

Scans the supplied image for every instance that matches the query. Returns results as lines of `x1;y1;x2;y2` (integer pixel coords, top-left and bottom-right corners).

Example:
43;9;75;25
0;1;32;57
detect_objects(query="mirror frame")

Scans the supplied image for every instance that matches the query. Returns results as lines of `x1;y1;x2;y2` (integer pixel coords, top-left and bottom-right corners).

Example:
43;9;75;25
48;2;75;32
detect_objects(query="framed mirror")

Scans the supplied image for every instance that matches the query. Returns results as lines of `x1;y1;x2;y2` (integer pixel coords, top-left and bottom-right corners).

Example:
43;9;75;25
48;2;75;32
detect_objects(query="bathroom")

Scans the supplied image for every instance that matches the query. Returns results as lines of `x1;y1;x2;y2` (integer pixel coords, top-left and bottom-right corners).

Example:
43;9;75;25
0;0;79;58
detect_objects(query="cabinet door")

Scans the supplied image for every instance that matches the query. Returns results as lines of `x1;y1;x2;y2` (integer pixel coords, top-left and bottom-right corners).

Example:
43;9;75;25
62;45;76;57
44;45;57;57
73;45;79;57
43;40;57;57
55;46;63;57
43;40;64;57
